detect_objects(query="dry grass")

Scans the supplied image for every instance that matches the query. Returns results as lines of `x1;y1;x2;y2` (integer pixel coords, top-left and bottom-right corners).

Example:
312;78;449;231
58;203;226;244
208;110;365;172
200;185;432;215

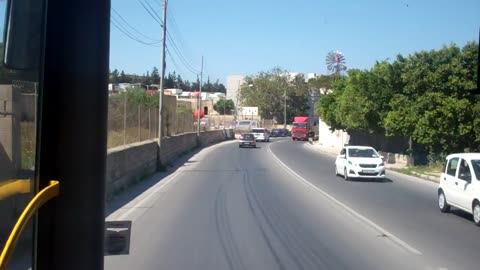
107;127;156;149
391;164;443;177
20;122;36;169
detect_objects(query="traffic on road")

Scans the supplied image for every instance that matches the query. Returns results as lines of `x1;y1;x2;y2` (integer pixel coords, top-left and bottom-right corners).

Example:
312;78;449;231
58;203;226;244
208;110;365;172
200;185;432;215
105;139;480;270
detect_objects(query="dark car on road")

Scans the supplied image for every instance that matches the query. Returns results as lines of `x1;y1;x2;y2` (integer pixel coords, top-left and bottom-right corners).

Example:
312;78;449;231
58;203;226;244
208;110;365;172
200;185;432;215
271;128;288;137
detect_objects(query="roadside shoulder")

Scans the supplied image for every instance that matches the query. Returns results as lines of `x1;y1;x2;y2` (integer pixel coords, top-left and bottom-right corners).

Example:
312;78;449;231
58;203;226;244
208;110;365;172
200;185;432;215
386;169;438;187
303;142;338;157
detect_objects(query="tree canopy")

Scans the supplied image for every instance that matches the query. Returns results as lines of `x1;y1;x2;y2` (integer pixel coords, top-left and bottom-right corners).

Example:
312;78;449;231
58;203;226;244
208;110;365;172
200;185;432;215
316;42;479;159
109;67;226;93
213;99;235;115
239;68;309;124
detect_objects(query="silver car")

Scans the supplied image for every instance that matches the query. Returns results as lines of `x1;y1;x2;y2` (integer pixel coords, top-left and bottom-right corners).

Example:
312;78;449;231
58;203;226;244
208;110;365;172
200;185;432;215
252;128;270;142
239;133;256;148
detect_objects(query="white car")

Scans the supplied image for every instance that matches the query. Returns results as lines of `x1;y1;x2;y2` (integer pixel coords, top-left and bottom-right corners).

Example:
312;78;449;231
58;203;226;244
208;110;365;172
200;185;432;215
335;146;386;180
252;128;270;142
438;153;480;226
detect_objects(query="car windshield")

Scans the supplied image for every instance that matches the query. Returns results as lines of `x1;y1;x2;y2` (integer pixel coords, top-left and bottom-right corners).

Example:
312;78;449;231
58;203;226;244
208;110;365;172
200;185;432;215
6;1;480;269
348;148;379;158
472;160;480;180
292;123;307;129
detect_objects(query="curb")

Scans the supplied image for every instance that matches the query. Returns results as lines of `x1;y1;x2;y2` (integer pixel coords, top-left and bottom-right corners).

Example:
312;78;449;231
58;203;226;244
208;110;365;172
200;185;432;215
410;171;440;183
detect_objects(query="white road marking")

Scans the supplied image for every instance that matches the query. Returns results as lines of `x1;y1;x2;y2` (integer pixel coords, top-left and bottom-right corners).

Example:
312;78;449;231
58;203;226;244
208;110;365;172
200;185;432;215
115;170;182;221
267;142;423;255
112;139;237;221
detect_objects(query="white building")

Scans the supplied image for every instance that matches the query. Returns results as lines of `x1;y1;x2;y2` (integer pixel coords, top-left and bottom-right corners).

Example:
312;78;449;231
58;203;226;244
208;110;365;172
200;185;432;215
317;118;350;153
226;75;245;107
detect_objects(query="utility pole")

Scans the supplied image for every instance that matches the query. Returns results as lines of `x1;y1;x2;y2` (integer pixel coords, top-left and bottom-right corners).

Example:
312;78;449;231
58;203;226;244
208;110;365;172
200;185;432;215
158;0;167;147
196;56;204;137
284;88;287;129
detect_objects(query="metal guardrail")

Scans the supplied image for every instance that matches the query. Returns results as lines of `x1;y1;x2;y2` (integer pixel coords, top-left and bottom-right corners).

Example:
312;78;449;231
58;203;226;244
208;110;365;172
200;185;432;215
0;180;60;270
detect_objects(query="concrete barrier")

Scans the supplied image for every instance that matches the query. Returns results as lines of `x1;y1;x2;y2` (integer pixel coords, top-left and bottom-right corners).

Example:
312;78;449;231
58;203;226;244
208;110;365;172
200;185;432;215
105;129;234;199
378;151;414;167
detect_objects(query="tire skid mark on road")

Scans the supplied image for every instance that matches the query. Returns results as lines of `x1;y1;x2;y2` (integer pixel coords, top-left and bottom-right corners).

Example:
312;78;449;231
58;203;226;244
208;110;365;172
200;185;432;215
243;171;288;270
245;170;347;270
254;174;349;270
215;178;247;270
248;176;320;270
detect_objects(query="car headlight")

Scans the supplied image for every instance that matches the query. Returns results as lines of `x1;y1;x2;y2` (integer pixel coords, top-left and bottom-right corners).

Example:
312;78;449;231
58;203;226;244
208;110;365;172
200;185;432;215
348;161;358;167
379;162;384;167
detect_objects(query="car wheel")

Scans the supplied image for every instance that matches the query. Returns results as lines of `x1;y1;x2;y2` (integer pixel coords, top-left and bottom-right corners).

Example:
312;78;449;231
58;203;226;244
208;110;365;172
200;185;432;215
344;168;349;181
335;165;339;176
438;191;450;213
473;201;480;226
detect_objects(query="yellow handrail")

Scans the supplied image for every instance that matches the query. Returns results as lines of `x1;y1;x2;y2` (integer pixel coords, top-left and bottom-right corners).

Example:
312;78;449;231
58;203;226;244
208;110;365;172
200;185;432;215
0;180;60;270
0;180;31;200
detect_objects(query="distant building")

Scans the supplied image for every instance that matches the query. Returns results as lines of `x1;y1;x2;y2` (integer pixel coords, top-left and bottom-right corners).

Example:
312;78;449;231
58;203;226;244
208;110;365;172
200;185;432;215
226;75;245;108
307;73;317;82
280;72;305;82
164;88;183;96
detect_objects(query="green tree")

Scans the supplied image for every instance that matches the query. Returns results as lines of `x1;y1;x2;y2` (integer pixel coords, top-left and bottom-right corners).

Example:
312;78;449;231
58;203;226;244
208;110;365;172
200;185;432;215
412;92;474;155
119;70;129;83
110;69;120;83
144;71;152;85
308;74;335;95
239;68;309;123
316;41;479;159
213;99;235;115
151;67;160;85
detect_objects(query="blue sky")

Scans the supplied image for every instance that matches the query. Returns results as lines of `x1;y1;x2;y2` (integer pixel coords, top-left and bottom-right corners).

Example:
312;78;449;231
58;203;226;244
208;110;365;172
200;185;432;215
0;1;479;84
109;0;479;84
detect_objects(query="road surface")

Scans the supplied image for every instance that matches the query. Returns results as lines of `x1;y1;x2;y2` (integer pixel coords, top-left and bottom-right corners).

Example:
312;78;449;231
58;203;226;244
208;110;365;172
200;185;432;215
105;138;479;270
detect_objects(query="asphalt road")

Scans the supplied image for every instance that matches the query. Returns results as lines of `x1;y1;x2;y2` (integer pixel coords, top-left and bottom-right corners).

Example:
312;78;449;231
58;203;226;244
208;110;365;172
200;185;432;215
105;138;478;270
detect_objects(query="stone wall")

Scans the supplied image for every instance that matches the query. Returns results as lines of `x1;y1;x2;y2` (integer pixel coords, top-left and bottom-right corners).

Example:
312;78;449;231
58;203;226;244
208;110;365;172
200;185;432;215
159;132;197;166
105;129;234;199
106;140;159;199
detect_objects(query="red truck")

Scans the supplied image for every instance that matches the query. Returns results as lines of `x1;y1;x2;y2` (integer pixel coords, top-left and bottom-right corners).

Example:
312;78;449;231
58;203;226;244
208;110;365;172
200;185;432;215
291;116;309;141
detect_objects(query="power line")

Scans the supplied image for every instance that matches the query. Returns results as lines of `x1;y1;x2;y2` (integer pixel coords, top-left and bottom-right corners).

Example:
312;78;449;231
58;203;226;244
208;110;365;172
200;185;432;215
166;47;183;74
166;32;200;73
111;18;162;47
166;40;199;75
111;8;161;42
137;0;163;27
168;5;194;60
167;43;199;75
